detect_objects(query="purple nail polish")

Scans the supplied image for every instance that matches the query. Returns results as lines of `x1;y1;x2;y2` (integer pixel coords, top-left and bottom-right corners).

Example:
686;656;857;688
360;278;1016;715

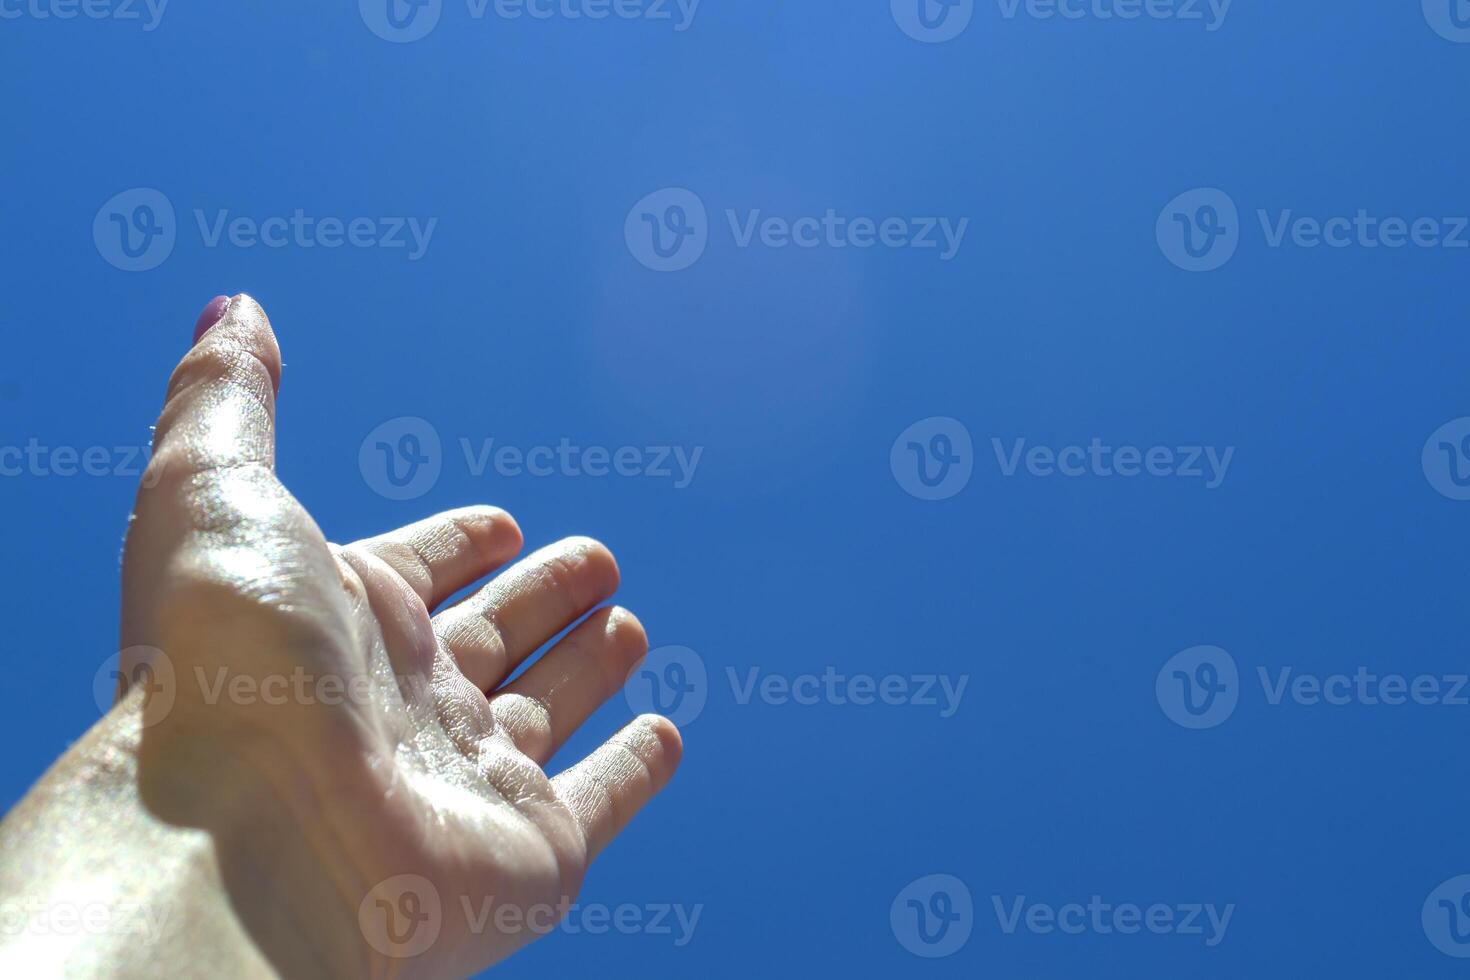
192;295;231;344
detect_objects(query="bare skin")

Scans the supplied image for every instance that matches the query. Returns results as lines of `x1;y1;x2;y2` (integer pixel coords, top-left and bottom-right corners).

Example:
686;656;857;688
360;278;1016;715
0;295;683;978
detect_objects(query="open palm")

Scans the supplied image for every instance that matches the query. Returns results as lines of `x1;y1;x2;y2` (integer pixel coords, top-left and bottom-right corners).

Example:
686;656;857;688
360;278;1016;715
116;295;682;978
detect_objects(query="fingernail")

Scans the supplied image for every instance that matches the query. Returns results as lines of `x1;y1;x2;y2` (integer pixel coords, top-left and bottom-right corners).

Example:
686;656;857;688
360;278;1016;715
192;295;232;344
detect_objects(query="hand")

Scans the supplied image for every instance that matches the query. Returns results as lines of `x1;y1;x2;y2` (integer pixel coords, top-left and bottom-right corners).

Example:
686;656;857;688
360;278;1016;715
105;294;683;977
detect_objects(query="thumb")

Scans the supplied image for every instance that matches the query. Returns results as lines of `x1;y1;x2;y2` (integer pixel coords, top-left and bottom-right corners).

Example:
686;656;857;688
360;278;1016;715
147;293;282;485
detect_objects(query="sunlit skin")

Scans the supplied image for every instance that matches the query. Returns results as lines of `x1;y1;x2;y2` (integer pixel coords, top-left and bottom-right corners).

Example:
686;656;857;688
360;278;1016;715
0;295;683;978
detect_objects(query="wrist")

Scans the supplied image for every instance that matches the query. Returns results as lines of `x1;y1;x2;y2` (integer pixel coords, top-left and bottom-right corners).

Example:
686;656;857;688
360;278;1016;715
0;687;384;979
135;694;392;978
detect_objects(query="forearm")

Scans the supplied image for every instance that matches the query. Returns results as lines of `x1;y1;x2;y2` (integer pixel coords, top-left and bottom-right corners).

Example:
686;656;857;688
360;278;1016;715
0;690;285;978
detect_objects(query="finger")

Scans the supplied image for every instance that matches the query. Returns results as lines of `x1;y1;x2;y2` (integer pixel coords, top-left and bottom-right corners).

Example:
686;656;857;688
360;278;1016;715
148;294;282;481
489;607;648;765
551;715;682;861
349;506;523;611
432;537;621;692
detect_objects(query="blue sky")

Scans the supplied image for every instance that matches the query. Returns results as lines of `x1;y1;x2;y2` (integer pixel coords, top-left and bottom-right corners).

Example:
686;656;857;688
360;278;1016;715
4;1;1470;976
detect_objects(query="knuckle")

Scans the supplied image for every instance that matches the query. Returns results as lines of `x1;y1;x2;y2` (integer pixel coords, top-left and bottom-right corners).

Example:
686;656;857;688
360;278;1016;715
137;446;190;496
166;343;276;408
